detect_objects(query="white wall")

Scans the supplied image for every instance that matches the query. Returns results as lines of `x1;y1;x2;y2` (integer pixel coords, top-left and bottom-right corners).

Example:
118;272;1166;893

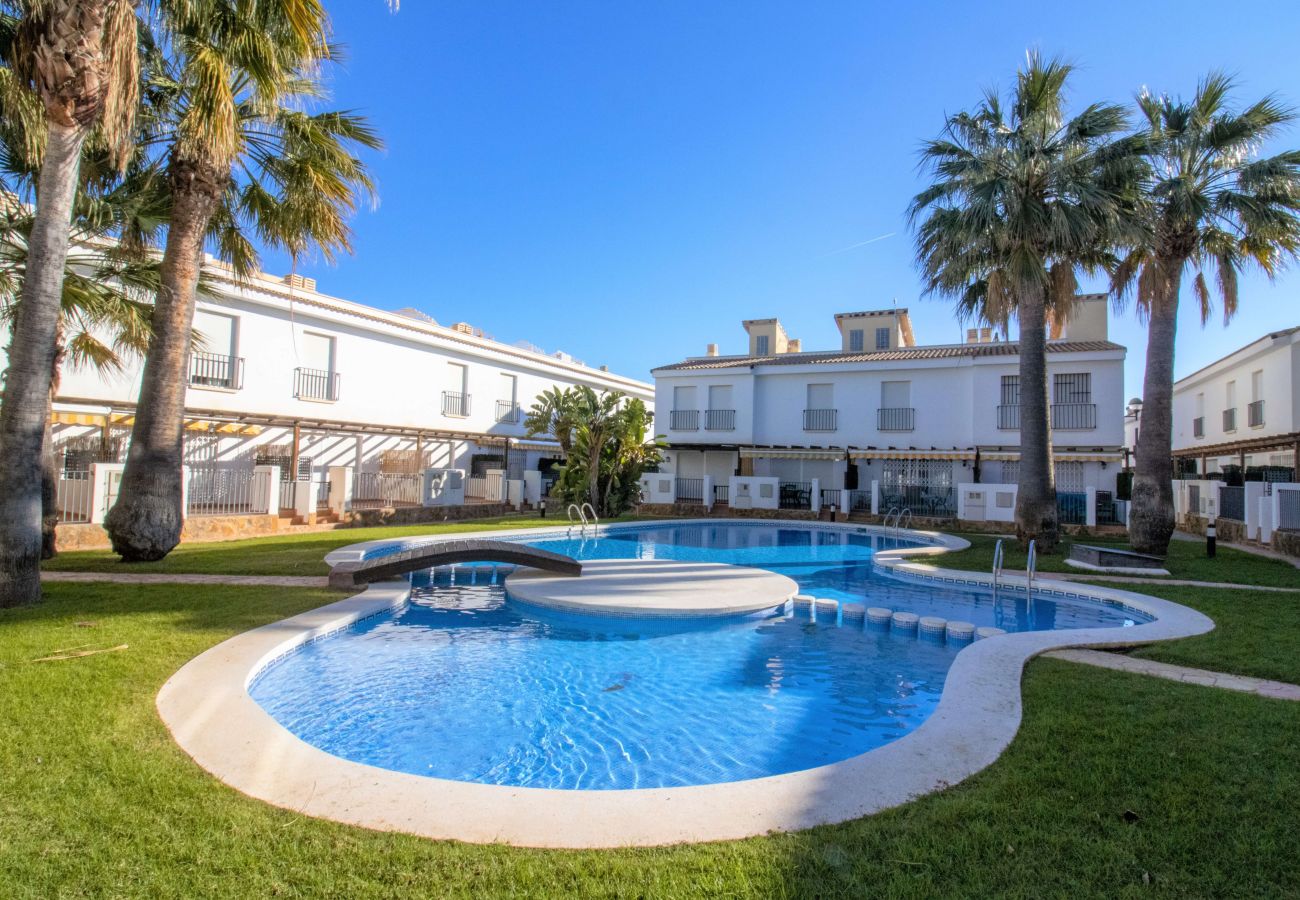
35;266;653;442
1172;328;1298;457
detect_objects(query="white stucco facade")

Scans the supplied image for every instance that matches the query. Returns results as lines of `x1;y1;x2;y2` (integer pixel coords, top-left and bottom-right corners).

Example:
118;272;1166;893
1169;326;1299;474
17;260;652;492
652;298;1127;517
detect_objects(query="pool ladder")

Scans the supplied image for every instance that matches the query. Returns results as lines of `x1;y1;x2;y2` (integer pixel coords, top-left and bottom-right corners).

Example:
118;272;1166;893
991;538;1004;599
882;506;912;536
566;502;600;536
1026;538;1037;597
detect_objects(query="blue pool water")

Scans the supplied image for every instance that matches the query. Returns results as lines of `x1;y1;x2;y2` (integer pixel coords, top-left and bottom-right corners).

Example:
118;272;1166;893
251;523;1149;790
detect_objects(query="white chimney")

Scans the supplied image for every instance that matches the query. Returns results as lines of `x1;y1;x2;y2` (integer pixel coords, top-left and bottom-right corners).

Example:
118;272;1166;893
706;343;719;357
787;338;802;353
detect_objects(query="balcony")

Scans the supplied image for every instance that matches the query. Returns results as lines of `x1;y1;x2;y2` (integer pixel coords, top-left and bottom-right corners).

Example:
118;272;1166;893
189;352;244;390
705;408;736;431
803;408;838;432
1248;399;1264;427
1223;408;1237;433
442;391;471;417
877;407;914;432
1193;416;1205;438
1050;402;1097;430
670;409;699;430
294;367;339;402
496;399;520;424
997;405;1020;430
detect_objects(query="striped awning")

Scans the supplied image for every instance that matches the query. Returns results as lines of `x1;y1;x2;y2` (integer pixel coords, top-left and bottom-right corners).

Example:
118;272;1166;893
850;449;975;461
740;448;844;461
50;411;107;427
511;440;567;455
977;450;1123;463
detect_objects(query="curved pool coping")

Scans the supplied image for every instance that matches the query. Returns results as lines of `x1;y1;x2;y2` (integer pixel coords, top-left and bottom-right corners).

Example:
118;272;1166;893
157;518;1213;848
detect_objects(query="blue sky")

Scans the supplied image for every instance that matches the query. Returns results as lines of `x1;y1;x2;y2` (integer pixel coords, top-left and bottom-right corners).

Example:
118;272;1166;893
261;0;1300;394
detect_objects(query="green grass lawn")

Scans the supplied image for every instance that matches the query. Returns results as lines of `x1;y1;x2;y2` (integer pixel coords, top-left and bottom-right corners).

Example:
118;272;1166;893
941;531;1300;589
41;515;631;577
1071;581;1300;685
2;581;1297;898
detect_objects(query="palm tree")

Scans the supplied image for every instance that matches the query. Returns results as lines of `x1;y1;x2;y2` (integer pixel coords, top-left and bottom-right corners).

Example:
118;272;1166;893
106;1;381;560
910;53;1137;551
523;385;583;457
1116;75;1300;554
0;0;139;606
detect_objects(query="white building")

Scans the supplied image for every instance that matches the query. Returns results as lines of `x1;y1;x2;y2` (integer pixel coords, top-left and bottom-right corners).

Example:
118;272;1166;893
1169;325;1299;478
20;258;652;519
651;295;1126;521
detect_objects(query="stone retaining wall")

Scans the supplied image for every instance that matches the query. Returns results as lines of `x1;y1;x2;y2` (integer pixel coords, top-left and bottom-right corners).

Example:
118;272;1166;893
1178;514;1248;543
340;503;516;528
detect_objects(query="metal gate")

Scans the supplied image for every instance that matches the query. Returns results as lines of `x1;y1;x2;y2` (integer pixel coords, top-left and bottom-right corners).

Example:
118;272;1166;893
880;459;954;516
1055;461;1085;524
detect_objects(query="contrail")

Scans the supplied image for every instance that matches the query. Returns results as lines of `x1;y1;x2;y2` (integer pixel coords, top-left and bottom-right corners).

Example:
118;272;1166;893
819;232;896;258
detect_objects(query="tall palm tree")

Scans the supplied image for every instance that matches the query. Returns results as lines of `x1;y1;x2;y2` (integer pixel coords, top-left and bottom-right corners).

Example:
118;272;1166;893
0;0;139;606
910;53;1137;551
1116;75;1300;554
524;385;584;456
106;1;381;560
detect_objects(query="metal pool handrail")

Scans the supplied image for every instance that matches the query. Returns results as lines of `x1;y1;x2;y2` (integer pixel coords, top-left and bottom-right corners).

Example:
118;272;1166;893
1026;538;1037;597
566;503;587;535
992;538;1004;597
896;508;912;534
883;506;899;531
580;502;599;532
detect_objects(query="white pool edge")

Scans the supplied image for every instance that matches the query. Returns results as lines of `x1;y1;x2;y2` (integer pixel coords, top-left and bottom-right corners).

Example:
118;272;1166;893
157;519;1213;849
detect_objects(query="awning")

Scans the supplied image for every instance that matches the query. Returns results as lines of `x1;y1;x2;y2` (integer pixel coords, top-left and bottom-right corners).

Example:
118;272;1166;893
50;411;107;427
511;440;567;455
850;449;975;461
740;448;845;461
976;450;1123;463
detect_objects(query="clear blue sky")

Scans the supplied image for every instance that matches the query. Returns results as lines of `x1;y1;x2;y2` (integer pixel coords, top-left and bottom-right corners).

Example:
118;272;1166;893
260;0;1300;396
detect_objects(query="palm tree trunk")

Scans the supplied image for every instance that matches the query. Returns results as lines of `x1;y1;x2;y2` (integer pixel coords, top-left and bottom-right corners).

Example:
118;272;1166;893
41;384;59;560
0;123;87;606
105;160;226;560
1129;257;1181;555
1014;283;1060;551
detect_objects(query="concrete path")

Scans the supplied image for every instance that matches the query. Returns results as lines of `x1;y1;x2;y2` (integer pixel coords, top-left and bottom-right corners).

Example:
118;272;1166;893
41;572;329;588
1036;571;1300;592
1046;649;1300;701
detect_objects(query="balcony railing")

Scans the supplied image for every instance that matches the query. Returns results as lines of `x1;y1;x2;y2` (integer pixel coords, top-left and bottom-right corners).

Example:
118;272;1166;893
1193;416;1205;438
705;409;735;431
1050;402;1097;430
1248;400;1264;428
294;367;339;401
713;483;729;505
670;409;699;430
997;405;1020;430
495;399;520;424
1223;408;1237;433
189;352;244;390
803;408;837;432
877;407;914;432
442;391;471;417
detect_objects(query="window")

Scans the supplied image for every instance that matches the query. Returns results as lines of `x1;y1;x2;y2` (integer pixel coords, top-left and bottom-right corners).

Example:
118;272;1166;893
848;329;864;352
1251;370;1263;402
875;327;890;350
194;310;237;357
671;385;699;429
497;373;518;423
1053;372;1091;403
806;383;833;409
708;384;732;409
443;362;469;416
674;384;698;409
190;310;241;389
294;332;338;400
755;335;770;356
1226;380;1236;407
881;380;910;408
1000;375;1020;405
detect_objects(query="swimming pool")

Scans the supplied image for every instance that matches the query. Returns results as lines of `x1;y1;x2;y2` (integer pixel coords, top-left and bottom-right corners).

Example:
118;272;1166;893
250;522;1149;790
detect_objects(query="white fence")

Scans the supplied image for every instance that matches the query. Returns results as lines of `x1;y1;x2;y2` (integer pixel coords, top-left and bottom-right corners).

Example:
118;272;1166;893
185;466;278;517
465;470;505;502
55;470;97;523
352;472;423;508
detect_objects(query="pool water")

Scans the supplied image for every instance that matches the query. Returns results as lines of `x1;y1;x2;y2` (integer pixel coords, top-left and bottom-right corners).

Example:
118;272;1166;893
251;523;1148;790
